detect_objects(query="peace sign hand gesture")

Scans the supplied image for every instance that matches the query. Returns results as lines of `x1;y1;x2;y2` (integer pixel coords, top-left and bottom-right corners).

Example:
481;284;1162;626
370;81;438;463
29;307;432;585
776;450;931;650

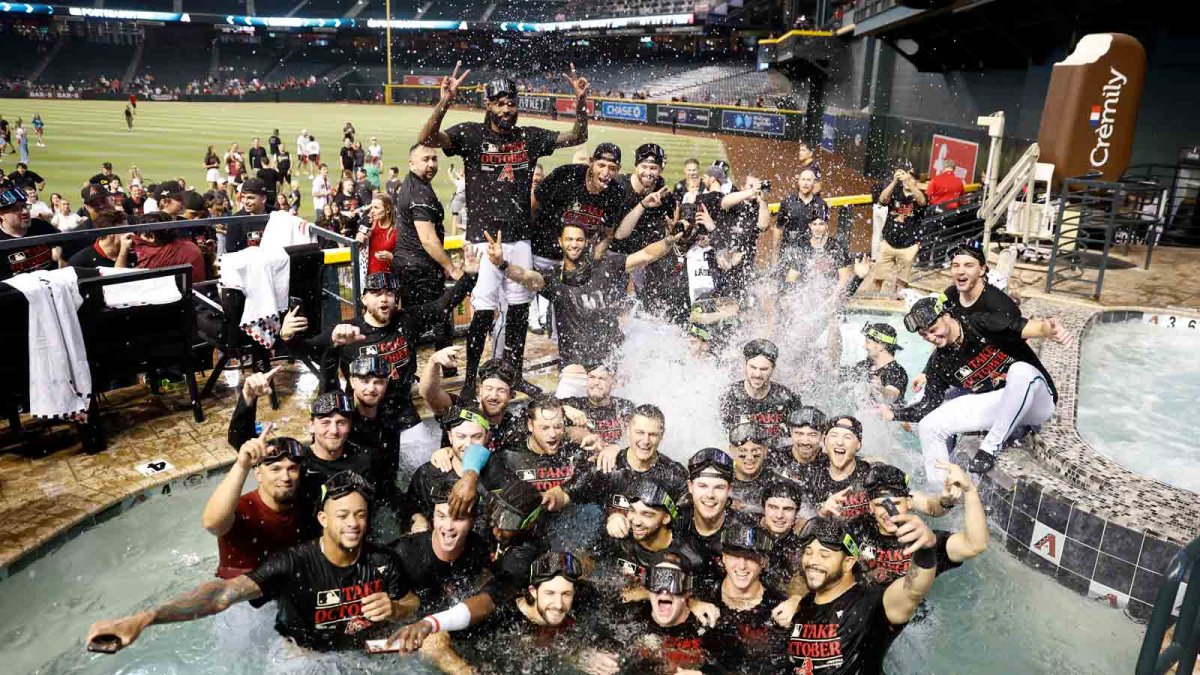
440;61;471;105
482;230;505;267
563;63;590;100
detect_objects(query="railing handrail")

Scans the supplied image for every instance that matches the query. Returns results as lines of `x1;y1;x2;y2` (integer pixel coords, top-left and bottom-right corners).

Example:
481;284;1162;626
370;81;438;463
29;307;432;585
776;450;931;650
1136;536;1200;675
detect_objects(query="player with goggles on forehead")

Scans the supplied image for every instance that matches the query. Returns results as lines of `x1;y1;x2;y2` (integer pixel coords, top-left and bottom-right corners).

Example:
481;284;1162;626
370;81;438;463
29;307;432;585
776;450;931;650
841;322;908;404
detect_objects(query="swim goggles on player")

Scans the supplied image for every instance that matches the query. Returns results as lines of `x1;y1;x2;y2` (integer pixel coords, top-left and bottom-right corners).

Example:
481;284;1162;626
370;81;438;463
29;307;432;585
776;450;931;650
530;551;585;585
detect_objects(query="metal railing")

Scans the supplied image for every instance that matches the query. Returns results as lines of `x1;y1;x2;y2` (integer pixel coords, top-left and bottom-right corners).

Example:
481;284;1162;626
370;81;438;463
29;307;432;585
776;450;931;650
1136;536;1200;675
1044;176;1164;300
1124;163;1200;247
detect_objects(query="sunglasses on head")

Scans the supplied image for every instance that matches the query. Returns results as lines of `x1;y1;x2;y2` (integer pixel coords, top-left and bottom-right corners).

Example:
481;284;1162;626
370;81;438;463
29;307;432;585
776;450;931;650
530;551;584;584
0;187;29;211
320;470;375;505
627;482;678;520
689;447;734;475
788;407;827;432
903;296;947;334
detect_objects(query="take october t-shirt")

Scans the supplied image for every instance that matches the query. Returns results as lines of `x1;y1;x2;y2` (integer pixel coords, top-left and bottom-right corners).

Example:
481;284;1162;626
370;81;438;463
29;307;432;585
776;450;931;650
443;122;559;243
247;540;409;651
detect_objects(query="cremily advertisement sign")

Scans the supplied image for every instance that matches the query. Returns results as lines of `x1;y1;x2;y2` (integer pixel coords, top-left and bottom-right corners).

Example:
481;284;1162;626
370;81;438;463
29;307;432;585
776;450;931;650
600;101;648;122
721;110;786;136
656;105;711;128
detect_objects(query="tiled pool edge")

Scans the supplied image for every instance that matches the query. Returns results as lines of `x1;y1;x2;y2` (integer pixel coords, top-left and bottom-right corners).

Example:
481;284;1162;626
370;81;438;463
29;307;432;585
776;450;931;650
972;302;1198;623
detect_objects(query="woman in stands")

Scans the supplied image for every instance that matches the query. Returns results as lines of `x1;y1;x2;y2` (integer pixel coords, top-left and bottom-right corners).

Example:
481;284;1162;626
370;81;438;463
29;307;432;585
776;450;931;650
204;146;221;191
356;194;398;276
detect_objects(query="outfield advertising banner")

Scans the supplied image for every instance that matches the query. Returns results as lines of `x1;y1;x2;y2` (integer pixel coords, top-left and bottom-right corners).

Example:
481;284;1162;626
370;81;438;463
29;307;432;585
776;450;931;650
517;95;552;114
402;75;442;86
554;97;595;116
599;101;648;122
721;110;786;136
29;91;81;99
656;105;711;128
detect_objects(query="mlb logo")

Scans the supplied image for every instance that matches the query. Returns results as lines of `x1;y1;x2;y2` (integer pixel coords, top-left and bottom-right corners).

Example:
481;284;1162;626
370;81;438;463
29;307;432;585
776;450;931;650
1089;105;1102;127
518;469;537;481
611;494;630;509
316;590;342;607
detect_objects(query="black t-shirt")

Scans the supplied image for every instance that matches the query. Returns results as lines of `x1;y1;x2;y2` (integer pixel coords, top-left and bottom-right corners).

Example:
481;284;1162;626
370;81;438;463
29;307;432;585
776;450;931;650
569;450;688;510
850;523;961;587
613;603;720;673
246;540;409;651
705;586;791;674
499;442;591;494
764;531;804;594
339;146;355;171
541;253;630;365
482;534;547;602
847;358;908;403
7;170;43;191
454;595;596;673
894;314;1057;423
560;395;635;445
268;135;282;156
613;174;675;255
67;241;134;269
673;507;729;583
531;163;627;260
393;172;445;271
0;218;59;280
443;122;559;242
248;146;268;170
605;530;711;588
776;193;827;248
943;283;1020;322
393;530;490;613
719;381;800;441
784;236;851;284
385;177;402;196
788;583;900;674
873;182;926;248
809;457;873;521
256;168;281;197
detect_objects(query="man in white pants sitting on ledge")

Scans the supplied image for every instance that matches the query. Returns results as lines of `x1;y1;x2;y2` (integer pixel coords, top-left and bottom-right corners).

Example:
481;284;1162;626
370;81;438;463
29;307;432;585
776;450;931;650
875;294;1070;485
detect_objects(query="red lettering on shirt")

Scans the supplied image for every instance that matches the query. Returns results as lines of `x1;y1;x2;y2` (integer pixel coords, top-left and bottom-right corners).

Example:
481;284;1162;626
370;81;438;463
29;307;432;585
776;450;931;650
360;336;410;378
789;622;843;667
7;245;53;275
312;579;384;629
959;345;1014;390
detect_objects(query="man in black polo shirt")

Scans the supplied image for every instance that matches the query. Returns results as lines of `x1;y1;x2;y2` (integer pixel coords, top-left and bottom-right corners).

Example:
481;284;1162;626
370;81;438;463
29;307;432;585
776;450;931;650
7;163;44;194
417;64;590;398
393;143;458;359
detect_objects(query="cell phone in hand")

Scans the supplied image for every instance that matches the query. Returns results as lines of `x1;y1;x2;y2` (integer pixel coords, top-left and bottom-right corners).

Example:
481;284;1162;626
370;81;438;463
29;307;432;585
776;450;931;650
881;497;899;518
288;295;304;315
86;634;123;654
365;638;402;654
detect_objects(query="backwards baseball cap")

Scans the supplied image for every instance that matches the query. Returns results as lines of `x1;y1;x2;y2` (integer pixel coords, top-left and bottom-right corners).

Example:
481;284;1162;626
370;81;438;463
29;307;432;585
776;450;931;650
591;142;621;165
363;272;399;293
798;516;860;557
863;463;912;499
310;391;354;418
530;550;585;586
862;322;902;353
441;404;491;432
948;239;987;266
484;78;518;101
635;143;666;167
827;415;863;442
743;338;779;364
787;406;828;432
478;358;518;389
688;447;734;481
721;521;772;555
903;294;948;333
154;180;185;201
626;478;678;519
712;159;731;173
182;190;207;212
348;356;390;379
240;177;268;197
319;470;375;506
81;183;111;207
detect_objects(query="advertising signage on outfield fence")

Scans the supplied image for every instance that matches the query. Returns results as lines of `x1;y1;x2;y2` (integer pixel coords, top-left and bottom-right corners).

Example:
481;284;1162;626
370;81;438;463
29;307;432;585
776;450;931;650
656;105;711;129
517;95;552;114
600;101;648;122
554;97;595;116
402;75;443;86
69;6;189;21
720;110;786;136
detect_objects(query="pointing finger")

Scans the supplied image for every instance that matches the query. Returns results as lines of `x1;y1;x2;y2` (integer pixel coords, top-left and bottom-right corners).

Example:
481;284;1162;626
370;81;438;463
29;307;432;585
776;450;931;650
265;365;283;379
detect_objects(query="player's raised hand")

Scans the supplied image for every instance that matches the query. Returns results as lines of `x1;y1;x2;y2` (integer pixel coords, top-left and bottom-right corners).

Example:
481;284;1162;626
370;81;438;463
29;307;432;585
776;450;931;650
440;61;471;105
462;245;482;275
563;63;590;99
482;230;505;267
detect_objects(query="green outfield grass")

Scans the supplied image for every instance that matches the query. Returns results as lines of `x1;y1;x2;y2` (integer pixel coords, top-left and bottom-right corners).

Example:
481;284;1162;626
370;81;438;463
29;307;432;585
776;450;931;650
0;100;727;216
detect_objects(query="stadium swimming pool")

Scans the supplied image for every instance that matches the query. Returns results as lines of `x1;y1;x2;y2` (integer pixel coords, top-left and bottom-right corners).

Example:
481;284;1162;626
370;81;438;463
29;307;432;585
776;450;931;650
0;312;1146;674
1078;320;1200;493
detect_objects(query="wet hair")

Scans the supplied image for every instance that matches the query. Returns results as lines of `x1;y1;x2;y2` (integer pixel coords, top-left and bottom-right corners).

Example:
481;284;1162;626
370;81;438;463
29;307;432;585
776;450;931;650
629;403;665;429
527;395;564;421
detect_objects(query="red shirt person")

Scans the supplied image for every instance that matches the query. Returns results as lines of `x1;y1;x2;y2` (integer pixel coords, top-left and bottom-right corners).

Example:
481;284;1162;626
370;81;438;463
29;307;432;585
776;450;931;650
202;374;303;579
357;194;399;275
134;212;207;283
926;160;965;208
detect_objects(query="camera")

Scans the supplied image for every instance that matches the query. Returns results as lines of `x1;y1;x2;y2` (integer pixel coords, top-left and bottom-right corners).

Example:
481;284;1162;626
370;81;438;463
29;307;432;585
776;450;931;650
668;218;700;246
759;180;772;193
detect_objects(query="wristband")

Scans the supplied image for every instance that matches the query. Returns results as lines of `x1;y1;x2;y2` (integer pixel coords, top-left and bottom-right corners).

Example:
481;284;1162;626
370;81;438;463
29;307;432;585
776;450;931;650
912;546;937;569
462;443;492;474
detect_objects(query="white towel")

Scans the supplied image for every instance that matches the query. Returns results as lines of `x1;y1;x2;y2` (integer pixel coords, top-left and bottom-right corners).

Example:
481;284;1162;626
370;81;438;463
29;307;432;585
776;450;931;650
2;268;92;418
259;209;317;250
96;267;184;308
218;247;291;349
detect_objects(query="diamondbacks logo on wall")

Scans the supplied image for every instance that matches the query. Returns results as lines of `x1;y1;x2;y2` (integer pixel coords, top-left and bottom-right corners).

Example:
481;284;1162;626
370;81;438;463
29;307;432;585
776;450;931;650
1089;67;1129;169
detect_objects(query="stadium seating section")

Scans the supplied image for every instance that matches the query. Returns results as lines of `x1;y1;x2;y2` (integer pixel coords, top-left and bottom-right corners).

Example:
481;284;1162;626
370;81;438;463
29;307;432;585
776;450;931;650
38;41;135;89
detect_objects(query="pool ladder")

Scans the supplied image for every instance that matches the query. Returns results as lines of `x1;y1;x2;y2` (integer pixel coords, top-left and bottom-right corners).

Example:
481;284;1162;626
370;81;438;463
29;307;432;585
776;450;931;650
1136;535;1200;674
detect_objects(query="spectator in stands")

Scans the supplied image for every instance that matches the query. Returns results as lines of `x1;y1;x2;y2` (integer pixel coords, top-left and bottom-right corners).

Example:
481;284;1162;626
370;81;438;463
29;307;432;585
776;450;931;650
134;212;206;283
7;162;44;194
154;181;187;218
89;161;116;187
51;197;83;231
204;146;221;191
926;159;965;209
340;138;355;173
67;209;134;269
248;138;268;171
0;184;60;279
873;159;927;296
797;141;822;193
776;167;826;253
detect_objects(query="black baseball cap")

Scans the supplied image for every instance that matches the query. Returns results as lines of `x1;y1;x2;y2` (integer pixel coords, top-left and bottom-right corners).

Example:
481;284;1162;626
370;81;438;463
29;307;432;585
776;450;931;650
743;338;779;364
798;516;860;556
240;177;268;197
863;463;911;499
626;478;678;519
363;272;399;293
0;186;28;211
635;143;665;167
948;240;987;265
310;391;354;418
592;143;621;165
687;447;734;481
484;78;517;101
154;180;185;201
488;478;544;531
81;183;111;206
903;295;947;333
862;322;902;353
478;359;518;388
704;165;727;182
712;159;731;173
827;415;863;442
787;406;827;432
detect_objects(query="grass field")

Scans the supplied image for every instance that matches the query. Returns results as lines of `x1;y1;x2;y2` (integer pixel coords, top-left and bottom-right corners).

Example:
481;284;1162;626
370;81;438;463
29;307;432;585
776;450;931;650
0;100;727;214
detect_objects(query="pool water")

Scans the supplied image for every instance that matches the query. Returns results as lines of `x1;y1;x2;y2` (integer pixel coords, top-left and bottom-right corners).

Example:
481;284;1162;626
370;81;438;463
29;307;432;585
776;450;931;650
1078;321;1200;493
0;309;1146;674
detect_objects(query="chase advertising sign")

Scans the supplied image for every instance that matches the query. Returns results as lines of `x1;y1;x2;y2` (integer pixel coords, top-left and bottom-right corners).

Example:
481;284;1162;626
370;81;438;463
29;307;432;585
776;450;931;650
721;110;786;137
600;101;648;122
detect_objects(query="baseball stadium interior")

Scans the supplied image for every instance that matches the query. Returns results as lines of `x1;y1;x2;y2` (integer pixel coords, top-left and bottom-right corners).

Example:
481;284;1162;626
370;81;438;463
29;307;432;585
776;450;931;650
2;0;1200;673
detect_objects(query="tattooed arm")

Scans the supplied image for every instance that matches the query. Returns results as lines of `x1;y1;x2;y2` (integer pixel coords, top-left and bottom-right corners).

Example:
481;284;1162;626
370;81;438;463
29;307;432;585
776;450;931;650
85;576;262;651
